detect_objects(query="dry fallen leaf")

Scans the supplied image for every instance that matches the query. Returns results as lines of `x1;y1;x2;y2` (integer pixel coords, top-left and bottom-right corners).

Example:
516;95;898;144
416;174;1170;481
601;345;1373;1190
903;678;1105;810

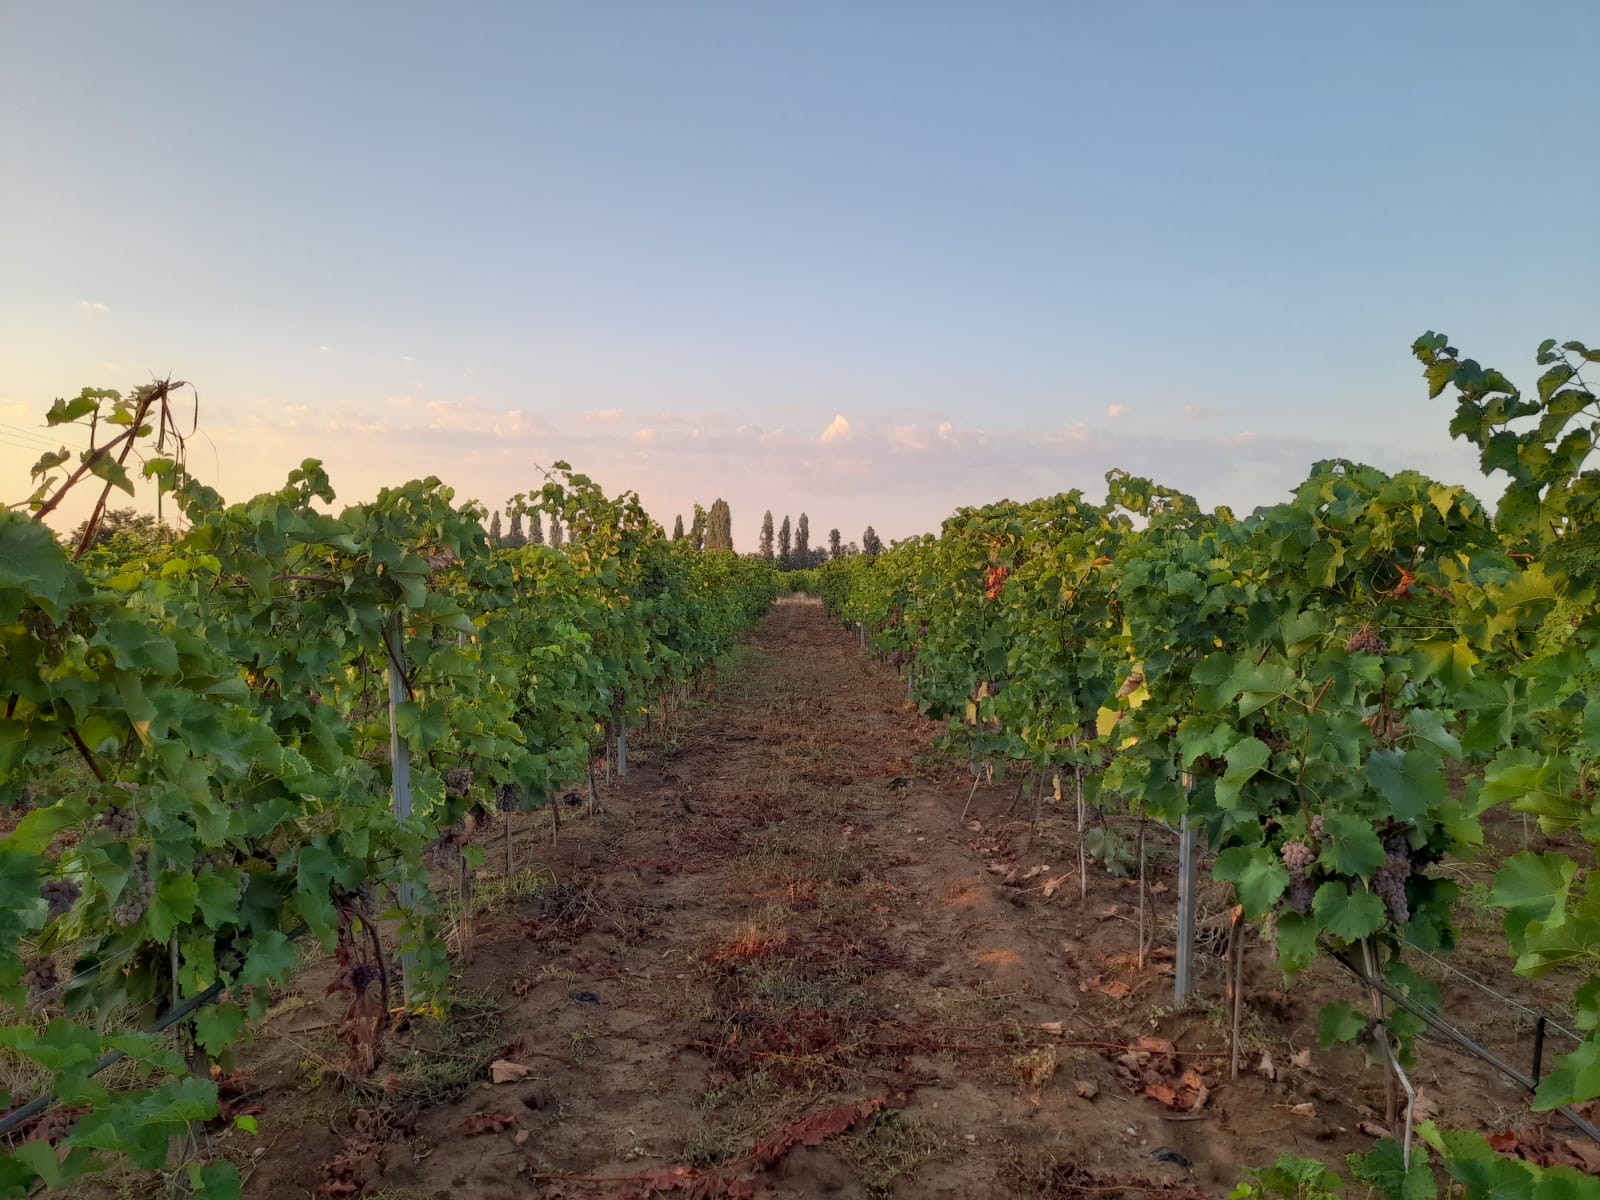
1358;1120;1390;1139
1287;1102;1317;1118
1289;1048;1312;1070
1038;1021;1065;1035
1076;1080;1099;1100
463;1110;518;1135
490;1059;533;1084
1411;1089;1440;1123
1040;873;1073;899
1255;1051;1276;1082
1099;979;1131;999
1020;865;1049;881
1096;905;1120;920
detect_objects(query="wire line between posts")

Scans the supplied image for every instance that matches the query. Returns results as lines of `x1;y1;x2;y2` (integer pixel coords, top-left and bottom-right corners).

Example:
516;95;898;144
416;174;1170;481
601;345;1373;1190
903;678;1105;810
0;923;314;1140
1326;944;1600;1148
0;817;471;1143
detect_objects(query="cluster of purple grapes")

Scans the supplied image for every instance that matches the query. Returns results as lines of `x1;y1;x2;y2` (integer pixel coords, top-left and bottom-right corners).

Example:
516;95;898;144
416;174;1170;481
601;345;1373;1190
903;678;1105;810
24;954;59;1007
445;768;473;799
114;867;156;927
100;806;137;838
1344;625;1386;655
349;962;381;995
1373;829;1412;924
40;877;82;920
1280;839;1316;914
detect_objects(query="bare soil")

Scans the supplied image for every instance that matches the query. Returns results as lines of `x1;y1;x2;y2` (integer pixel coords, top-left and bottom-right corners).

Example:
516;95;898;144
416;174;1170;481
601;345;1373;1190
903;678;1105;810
226;598;1592;1199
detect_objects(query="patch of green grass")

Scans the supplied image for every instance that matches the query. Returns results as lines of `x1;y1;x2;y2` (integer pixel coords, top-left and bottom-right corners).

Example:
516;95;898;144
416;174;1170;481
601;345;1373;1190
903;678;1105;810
361;990;503;1105
838;1112;944;1198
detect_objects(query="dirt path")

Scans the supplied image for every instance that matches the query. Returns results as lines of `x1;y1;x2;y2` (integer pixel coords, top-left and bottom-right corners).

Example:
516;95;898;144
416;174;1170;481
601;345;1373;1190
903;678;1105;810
235;598;1553;1199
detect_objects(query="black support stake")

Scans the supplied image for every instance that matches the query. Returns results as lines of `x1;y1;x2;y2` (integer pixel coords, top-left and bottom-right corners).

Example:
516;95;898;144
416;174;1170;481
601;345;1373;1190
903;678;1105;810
1533;1014;1548;1087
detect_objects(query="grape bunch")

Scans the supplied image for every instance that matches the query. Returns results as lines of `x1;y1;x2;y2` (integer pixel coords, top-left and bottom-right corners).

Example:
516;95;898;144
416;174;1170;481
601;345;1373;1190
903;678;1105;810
1373;830;1412;925
1280;840;1315;914
100;807;137;838
1344;625;1386;655
445;768;473;799
350;962;381;995
24;955;59;1008
114;868;156;927
40;877;82;920
1308;814;1325;844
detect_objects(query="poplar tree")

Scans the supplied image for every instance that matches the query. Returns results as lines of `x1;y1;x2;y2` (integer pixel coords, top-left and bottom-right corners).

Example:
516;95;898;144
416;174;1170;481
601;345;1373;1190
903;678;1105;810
828;528;842;560
706;498;734;552
507;510;526;548
549;514;565;549
795;513;811;566
672;514;685;541
759;511;775;561
530;511;545;546
862;526;882;558
778;515;792;568
488;510;503;548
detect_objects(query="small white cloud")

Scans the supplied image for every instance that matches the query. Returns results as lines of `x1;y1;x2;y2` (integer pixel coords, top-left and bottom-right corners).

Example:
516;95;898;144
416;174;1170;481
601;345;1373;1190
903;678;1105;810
319;345;330;352
1183;404;1223;421
1106;404;1130;418
820;414;852;444
893;426;928;451
77;300;109;315
1218;430;1256;445
634;428;656;443
401;355;414;364
583;408;623;424
101;362;119;371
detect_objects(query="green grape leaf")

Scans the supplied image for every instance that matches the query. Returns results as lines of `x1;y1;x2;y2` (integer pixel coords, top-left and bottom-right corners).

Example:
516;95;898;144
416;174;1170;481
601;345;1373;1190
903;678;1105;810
1212;846;1288;919
1318;1000;1368;1047
1366;749;1446;821
1216;737;1271;809
1312;881;1386;942
193;1002;246;1056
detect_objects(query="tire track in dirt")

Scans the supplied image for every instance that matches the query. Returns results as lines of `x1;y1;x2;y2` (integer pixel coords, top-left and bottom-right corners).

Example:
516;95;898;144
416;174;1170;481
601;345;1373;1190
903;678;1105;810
240;598;1409;1199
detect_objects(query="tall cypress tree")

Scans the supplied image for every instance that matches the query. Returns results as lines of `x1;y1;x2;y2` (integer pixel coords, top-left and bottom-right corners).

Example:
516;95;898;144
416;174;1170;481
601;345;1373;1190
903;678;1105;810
828;528;842;560
759;511;775;561
488;510;503;548
795;513;811;567
862;526;881;559
530;511;545;546
549;514;565;549
778;515;792;568
672;514;685;541
507;510;526;549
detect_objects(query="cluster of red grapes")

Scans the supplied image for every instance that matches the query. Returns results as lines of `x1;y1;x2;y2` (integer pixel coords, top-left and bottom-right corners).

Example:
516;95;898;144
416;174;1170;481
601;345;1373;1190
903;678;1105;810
113;863;155;927
349;962;381;995
1373;829;1412;924
1281;838;1316;914
100;806;137;838
445;768;473;799
40;877;82;921
1278;814;1414;927
1344;625;1386;655
24;954;59;1008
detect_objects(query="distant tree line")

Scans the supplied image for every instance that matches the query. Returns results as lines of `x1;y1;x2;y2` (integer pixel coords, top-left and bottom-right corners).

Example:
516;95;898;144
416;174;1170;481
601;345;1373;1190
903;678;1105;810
757;508;881;570
488;494;882;569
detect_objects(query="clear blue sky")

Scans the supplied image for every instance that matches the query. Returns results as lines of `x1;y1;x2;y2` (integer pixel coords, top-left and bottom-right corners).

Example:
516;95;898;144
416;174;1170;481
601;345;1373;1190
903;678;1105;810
2;2;1594;546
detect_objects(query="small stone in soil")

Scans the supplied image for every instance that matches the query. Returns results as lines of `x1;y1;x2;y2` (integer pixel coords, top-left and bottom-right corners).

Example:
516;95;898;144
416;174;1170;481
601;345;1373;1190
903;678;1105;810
1152;1148;1192;1167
